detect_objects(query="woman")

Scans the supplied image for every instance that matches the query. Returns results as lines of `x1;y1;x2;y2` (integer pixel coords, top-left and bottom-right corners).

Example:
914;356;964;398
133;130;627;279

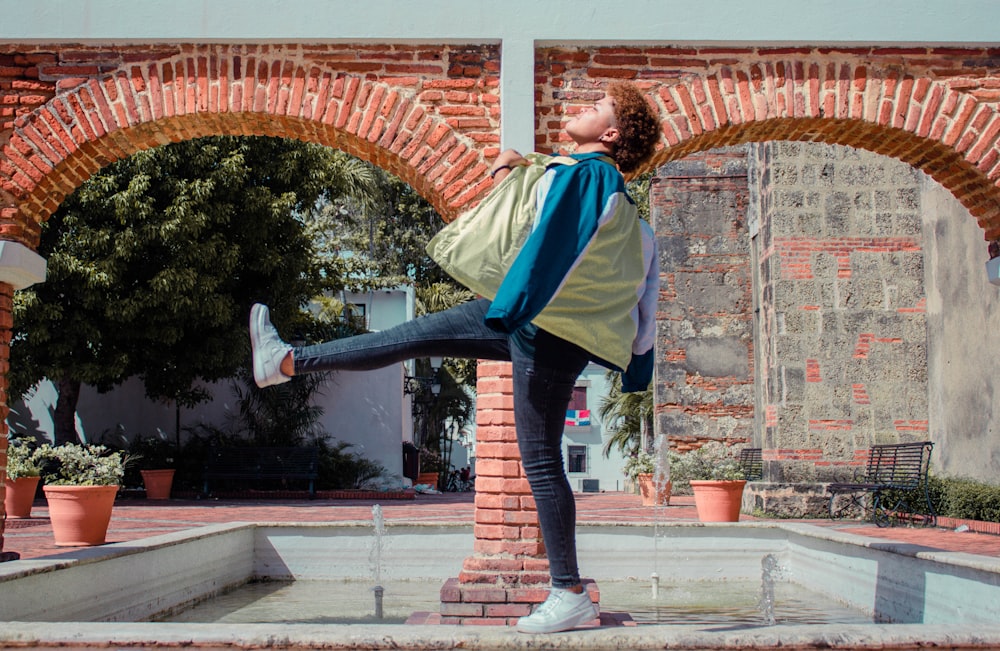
251;81;661;633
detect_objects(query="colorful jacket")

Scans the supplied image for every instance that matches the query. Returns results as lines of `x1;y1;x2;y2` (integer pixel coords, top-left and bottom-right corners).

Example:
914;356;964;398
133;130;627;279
427;152;659;392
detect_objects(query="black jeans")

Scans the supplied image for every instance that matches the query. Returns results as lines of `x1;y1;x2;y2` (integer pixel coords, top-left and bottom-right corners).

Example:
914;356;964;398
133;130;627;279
294;298;591;588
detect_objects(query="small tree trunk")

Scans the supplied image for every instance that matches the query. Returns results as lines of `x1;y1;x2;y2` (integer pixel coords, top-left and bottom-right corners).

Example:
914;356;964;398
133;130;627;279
53;377;82;445
641;413;653;453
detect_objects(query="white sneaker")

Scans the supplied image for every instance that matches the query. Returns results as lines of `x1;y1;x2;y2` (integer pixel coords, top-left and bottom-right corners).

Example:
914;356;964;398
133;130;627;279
516;587;598;634
250;303;293;388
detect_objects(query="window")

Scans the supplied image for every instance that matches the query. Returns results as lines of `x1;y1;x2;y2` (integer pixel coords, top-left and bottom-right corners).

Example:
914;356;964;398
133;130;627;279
565;384;591;428
567;445;587;473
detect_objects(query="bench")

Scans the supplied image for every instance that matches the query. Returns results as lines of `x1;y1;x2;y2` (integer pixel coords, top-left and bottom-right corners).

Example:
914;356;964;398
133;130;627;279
739;447;763;481
203;446;319;497
827;441;936;527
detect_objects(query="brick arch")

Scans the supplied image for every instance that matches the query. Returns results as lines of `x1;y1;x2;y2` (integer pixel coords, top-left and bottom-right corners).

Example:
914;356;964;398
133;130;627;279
539;52;1000;240
2;51;495;248
642;67;1000;238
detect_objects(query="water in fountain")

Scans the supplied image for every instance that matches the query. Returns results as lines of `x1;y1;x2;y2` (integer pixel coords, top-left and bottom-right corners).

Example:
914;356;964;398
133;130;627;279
371;504;385;619
650;432;671;581
758;553;779;626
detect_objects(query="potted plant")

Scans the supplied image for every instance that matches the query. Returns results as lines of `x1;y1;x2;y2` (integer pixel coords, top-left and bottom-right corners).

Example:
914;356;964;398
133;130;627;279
417;446;444;490
670;441;747;522
3;435;42;518
32;443;126;546
623;449;671;506
130;434;177;500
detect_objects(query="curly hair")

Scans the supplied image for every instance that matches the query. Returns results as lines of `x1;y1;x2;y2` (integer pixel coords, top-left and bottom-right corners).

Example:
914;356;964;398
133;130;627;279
606;81;661;174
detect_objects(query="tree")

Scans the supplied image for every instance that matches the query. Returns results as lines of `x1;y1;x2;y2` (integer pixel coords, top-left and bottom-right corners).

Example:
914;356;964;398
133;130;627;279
305;166;453;293
11;136;377;445
598;370;654;458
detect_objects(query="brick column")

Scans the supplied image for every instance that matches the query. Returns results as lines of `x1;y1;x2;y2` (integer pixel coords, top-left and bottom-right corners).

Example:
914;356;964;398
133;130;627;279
428;360;600;625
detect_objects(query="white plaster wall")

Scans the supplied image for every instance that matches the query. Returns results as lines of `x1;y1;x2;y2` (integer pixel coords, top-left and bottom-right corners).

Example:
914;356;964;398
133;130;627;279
564;363;631;493
922;175;1000;478
11;366;408;484
2;0;995;44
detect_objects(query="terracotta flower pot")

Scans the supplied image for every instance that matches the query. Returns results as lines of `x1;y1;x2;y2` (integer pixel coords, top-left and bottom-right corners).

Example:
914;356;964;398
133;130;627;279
417;472;439;489
690;479;747;522
4;476;41;518
42;484;119;546
637;473;672;506
140;469;175;500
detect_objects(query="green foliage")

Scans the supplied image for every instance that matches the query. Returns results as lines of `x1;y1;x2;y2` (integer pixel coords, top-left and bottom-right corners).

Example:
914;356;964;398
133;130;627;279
928;475;1000;523
178;365;388;492
4;434;42;480
668;441;745;488
308;166;450;292
626;171;653;223
232;370;331;448
10;136;374;444
418;445;446;473
31;443;127;486
622;449;656;480
599;370;653;458
315;439;387;490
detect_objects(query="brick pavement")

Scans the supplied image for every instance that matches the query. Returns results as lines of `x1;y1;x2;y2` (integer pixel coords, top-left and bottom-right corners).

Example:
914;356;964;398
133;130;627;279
4;491;1000;562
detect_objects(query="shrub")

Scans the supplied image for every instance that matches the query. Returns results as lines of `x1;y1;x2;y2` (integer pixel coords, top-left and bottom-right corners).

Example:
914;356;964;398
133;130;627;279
31;443;126;486
669;441;745;489
4;434;42;480
622;449;656;480
316;439;387;490
928;475;1000;523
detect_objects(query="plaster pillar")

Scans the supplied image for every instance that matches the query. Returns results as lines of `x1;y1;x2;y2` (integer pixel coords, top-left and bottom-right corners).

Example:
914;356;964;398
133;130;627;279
0;241;47;562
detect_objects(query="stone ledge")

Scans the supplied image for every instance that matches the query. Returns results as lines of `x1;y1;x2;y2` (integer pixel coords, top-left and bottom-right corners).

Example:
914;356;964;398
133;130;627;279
743;481;832;518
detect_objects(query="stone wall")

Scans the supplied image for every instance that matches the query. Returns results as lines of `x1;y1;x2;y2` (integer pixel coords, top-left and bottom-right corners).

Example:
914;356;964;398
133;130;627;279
751;141;929;487
651;147;755;452
653;142;933;516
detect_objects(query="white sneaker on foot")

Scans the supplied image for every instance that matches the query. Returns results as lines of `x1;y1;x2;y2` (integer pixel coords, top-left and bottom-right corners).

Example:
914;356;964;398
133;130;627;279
250;303;293;388
516;587;598;634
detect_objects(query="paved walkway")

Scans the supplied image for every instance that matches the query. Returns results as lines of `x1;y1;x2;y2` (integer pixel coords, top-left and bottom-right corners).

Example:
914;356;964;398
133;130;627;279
5;491;1000;561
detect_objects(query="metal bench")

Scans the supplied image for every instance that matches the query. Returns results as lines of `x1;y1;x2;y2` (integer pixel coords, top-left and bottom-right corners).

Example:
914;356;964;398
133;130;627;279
739;447;763;481
203;446;319;497
827;441;936;527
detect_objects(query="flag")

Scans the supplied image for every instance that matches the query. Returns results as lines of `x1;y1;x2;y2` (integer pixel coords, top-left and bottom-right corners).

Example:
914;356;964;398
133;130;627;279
565;409;591;427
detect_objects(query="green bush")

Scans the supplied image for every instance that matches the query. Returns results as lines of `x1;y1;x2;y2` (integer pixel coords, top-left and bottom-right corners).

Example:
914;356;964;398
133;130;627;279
315;439;387;490
929;475;1000;523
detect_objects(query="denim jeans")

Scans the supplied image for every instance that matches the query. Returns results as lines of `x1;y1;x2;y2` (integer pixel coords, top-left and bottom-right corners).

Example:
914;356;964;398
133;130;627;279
294;298;591;588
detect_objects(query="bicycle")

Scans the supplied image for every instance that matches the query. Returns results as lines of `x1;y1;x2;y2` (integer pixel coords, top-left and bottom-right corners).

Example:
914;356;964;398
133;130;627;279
444;467;474;492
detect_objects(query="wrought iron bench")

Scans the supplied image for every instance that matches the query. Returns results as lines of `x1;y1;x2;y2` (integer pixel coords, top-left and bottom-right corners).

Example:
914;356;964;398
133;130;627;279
739;447;763;481
827;441;936;527
203;446;319;497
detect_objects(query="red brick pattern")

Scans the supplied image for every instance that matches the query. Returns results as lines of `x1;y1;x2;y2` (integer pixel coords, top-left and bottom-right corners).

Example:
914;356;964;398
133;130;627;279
536;46;1000;239
763;237;921;280
4;39;1000;574
0;44;502;245
650;149;754;448
436;361;551;624
4;45;1000;245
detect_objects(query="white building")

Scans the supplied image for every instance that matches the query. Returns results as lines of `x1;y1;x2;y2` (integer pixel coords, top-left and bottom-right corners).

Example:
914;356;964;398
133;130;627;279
10;285;633;492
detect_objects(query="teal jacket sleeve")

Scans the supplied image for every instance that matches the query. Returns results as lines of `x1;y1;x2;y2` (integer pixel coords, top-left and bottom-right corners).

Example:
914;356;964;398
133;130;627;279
484;159;612;332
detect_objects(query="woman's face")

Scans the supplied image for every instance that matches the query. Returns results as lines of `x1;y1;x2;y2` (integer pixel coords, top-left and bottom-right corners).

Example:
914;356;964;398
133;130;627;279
565;94;619;147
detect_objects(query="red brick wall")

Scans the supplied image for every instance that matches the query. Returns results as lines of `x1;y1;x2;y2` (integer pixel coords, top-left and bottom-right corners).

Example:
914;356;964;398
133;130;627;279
0;43;502;246
535;45;1000;238
649;149;755;452
4;39;1000;548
